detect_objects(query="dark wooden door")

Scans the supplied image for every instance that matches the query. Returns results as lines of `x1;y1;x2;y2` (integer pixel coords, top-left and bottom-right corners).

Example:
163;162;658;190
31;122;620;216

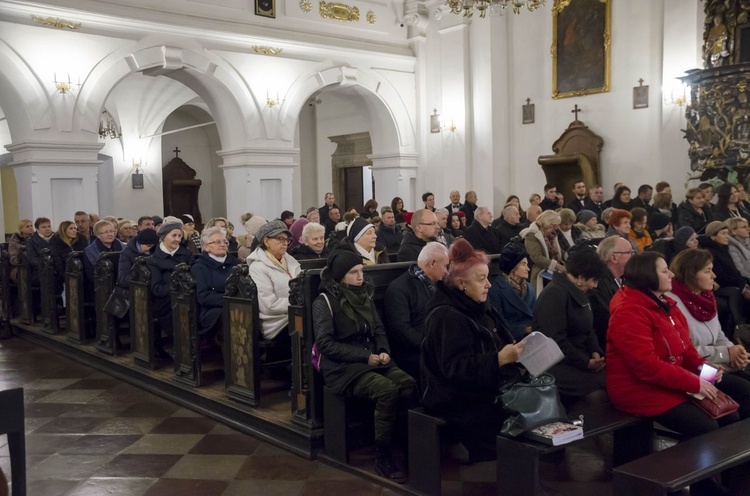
342;167;363;212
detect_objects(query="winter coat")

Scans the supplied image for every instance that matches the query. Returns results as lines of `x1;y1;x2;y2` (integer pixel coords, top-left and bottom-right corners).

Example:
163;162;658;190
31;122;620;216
583;199;605;221
587;268;622;350
290;243;328;261
397;230;426;262
246;247;301;340
487;274;535;341
557;226;582;255
147;244;192;322
191;252;240;335
492;218;524;249
574;222;606;240
26;232;51;276
523;222;562;297
8;233;27;283
118;238;152;288
376;224;403;253
48;234;87;295
668;292;733;365
532;271;603;371
677;201;708;233
421;281;522;417
312;278;393;395
606;287;705;417
628;229;653;253
383;265;434;376
462;222;502;254
83;238;124;287
712;206;749;222
727;236;750;280
699;236;748;290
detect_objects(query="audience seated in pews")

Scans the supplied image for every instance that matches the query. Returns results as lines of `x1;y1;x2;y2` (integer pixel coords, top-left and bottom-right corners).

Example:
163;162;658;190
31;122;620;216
491;204;524;248
48;221;88;295
239;214;266;260
288;217;308;252
575;209;605;241
83;220;124;287
647;211;673;241
290;222;328;261
677;188;709;233
462;206;502;254
376;207;403;253
533;246;608;407
421;239;523;464
339;217;389;265
397;209;439;262
556;208;581;257
459;191;478;226
384;242;449;380
447;212;464;238
628;207;653;253
434;209;454;248
147;216;192;359
117;228;158;289
726;217;750;279
8;219;33;283
488;238;535;341
539;184;560;212
589;236;634;349
610;185;633;211
181;214;201;254
191;226;240;343
313;249;416;483
26;217;53;282
247;220;301;344
523;209;565;296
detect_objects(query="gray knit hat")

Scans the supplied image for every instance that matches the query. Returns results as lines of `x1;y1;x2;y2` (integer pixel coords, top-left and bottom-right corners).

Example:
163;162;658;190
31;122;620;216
157;216;183;240
576;209;597;225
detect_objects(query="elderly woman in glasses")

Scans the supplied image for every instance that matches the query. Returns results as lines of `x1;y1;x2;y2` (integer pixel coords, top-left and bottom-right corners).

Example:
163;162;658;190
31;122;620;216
191;226;240;342
247;220;302;343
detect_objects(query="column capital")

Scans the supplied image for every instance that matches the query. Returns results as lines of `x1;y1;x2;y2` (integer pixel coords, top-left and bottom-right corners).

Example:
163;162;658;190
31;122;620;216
217;147;300;168
368;152;419;169
5;141;104;167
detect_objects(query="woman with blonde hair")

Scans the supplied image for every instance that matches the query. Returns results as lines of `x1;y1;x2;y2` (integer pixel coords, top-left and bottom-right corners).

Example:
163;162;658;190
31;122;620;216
9;219;33;283
524;209;565;296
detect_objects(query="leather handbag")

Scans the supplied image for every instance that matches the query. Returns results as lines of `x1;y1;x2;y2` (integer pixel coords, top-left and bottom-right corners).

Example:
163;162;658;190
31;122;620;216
103;286;130;319
499;373;568;437
689;390;739;419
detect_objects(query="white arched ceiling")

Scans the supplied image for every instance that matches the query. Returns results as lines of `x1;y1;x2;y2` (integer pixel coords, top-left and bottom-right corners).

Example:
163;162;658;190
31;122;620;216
279;65;415;154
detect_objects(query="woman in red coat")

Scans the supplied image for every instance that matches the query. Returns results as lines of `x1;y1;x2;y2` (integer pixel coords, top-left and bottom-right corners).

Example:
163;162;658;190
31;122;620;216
607;251;740;437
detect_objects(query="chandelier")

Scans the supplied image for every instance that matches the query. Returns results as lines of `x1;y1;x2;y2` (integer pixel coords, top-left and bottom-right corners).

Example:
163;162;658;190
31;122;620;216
447;0;544;18
98;109;122;140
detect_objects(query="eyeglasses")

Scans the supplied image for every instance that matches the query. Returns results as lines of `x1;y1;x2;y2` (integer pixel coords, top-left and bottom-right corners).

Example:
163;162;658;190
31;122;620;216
419;222;439;227
613;250;637;256
206;239;229;246
269;236;290;243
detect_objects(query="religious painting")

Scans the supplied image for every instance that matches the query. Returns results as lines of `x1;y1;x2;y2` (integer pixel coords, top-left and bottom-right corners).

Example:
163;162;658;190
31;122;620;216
522;99;535;124
633;82;649;109
255;0;276;18
552;0;611;99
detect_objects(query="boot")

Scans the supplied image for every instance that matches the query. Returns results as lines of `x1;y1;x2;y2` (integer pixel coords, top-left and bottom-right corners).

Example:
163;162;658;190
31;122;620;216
375;441;407;484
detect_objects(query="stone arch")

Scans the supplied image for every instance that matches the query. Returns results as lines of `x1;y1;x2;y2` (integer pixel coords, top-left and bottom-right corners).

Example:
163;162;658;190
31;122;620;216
278;65;415;153
0;39;55;140
73;40;263;151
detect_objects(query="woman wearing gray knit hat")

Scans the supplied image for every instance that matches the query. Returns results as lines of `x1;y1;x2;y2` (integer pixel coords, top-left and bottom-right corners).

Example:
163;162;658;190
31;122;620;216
146;215;192;360
574;209;606;241
246;220;301;343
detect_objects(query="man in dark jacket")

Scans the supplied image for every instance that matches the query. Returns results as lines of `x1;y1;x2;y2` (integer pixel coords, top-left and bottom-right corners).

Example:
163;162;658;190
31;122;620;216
376;207;402;253
588;236;633;349
584;185;605;222
629;184;654;214
118;228;158;288
26;217;54;282
540;184;560;211
677;188;709;233
459;191;478;227
191;226;240;339
384;242;448;379
462;207;502;254
566;180;588;214
397;209;439;262
491;205;524;248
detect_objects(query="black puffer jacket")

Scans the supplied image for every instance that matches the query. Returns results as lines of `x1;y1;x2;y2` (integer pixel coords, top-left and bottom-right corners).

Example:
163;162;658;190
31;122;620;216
677;201;708;233
312;273;393;395
147;244;192;322
290;243;328;261
421;282;521;416
397;230;426;262
699;236;748;290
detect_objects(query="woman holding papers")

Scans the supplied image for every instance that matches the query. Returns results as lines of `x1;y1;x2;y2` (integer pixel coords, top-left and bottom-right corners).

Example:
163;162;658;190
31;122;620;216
532;246;609;406
421;239;524;463
607;251;740;437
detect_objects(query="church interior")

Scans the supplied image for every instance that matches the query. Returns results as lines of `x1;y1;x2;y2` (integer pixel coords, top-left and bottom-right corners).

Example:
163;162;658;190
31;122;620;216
3;0;750;495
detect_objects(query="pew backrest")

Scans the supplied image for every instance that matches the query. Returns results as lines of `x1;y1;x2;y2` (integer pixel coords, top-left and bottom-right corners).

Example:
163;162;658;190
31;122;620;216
39;248;60;334
170;263;201;386
94;251;122;355
65;251;86;343
130;256;155;369
0;245;11;337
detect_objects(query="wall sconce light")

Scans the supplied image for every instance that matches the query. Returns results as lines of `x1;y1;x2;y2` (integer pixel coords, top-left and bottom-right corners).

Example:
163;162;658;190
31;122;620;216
53;72;80;94
663;80;689;107
430;109;441;133
131;158;145;189
266;92;285;108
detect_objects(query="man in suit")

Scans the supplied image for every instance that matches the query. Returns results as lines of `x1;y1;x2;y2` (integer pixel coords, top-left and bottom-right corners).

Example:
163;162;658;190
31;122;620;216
584;185;605;221
463;206;502;254
318;192;338;224
629;184;654;213
445;190;463;215
567;180;588;214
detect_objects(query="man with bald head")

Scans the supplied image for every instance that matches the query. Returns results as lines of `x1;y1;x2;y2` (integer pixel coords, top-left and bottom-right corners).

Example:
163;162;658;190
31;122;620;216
492;204;524;248
462;206;502;254
446;190;463;215
589;236;635;348
526;204;542;224
397;209;440;262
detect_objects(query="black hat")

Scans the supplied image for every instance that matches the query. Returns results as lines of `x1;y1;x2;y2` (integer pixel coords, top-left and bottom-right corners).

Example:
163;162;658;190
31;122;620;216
499;239;528;274
648;212;671;232
179;214;195;225
152;215;163;227
327;249;363;281
347;217;374;243
136;228;159;245
673;226;695;251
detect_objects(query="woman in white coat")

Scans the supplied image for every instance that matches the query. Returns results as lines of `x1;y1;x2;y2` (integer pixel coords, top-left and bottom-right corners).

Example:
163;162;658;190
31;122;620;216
523;210;565;296
247;220;301;344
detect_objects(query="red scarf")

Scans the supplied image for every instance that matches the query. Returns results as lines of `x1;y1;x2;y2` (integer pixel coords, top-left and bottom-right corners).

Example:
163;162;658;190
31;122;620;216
670;279;717;322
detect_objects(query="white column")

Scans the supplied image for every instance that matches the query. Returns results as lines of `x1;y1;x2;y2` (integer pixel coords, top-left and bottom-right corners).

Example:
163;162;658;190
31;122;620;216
369;153;419;209
218;147;299;224
6;141;103;228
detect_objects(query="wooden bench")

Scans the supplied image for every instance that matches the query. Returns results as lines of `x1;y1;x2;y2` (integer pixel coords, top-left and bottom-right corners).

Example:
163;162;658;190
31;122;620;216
65;252;88;344
407;407;447;496
14;248;35;326
38;248;62;334
0;388;26;496
0;245;13;339
170;263;204;387
130;257;157;370
94;252;125;355
322;386;375;464
613;417;750;496
496;402;653;496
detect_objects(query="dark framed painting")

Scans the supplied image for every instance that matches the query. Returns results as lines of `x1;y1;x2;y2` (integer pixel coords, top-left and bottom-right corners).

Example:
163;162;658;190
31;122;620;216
736;24;750;63
255;0;276;18
552;0;611;99
633;85;649;109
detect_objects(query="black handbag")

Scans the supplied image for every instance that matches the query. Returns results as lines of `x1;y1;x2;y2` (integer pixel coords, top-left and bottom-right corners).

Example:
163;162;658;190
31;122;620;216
104;286;130;318
499;373;568;437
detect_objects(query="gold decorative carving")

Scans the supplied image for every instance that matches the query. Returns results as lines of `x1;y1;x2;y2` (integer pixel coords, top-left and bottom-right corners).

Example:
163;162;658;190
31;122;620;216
252;45;283;56
320;1;360;22
31;15;81;30
300;0;312;12
366;11;376;24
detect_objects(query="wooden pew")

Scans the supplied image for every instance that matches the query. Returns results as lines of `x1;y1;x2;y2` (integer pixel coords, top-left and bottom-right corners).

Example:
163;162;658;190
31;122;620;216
0;245;13;338
14;248;34;325
130;257;157;370
94;252;124;356
170;263;203;387
613;417;750;496
65;252;87;344
38;248;62;334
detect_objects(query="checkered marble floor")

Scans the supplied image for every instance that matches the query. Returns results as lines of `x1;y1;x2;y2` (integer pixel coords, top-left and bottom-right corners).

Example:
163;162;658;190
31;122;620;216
0;337;622;496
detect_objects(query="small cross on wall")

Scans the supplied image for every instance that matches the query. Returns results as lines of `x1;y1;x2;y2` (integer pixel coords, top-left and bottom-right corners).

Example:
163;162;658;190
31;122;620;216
571;104;582;122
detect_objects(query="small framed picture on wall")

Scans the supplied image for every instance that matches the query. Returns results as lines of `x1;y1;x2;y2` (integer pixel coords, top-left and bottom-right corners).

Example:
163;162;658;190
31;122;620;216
255;0;276;18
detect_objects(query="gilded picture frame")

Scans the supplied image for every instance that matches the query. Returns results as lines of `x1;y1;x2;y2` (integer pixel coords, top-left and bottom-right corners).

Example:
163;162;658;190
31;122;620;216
552;0;611;99
255;0;276;18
